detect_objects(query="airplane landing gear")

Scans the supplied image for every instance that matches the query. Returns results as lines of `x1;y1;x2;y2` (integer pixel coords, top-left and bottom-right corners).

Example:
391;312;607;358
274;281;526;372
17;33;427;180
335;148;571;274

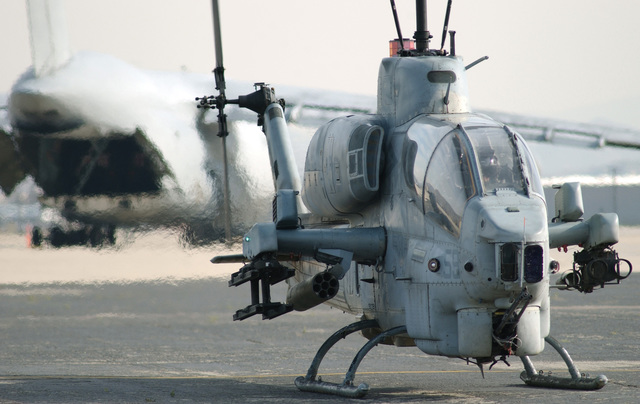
520;335;607;389
31;224;116;248
294;319;406;398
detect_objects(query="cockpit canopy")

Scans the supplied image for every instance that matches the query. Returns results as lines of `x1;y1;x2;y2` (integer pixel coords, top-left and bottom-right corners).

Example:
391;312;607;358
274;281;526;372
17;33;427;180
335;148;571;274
404;117;543;237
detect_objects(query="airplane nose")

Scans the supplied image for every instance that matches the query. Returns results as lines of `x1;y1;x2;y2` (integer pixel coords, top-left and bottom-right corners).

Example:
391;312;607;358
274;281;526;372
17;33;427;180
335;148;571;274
9;92;83;133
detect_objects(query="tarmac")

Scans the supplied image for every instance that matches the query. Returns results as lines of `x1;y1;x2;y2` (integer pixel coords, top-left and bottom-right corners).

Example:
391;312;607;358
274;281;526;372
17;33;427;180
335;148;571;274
0;228;638;403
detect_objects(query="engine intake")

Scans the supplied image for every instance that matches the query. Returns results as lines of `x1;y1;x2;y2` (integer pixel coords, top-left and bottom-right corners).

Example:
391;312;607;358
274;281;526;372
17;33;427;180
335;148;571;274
302;116;385;217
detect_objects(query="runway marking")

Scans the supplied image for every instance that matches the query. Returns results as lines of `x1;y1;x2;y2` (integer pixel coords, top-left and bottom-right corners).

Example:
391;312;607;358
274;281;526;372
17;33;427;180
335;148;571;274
1;367;638;381
552;305;640;311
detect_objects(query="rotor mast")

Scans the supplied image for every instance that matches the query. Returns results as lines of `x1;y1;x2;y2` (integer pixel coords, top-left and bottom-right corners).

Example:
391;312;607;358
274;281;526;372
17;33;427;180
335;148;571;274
414;0;430;53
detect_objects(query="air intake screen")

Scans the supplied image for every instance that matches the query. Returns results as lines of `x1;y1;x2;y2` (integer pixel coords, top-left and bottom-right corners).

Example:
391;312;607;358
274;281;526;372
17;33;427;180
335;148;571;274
524;245;544;283
500;243;518;282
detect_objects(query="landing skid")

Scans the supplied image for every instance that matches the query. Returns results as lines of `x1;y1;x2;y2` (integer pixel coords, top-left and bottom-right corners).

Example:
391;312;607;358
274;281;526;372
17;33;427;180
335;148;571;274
294;319;406;398
520;335;607;390
294;325;607;398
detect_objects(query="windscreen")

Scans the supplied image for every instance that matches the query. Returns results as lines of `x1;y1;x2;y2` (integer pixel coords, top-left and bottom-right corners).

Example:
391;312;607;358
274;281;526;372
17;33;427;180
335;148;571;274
467;127;526;195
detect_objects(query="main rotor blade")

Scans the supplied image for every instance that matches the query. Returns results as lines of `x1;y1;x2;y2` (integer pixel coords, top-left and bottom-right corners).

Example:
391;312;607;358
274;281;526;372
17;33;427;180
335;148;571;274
221;135;232;242
211;0;224;71
210;0;232;243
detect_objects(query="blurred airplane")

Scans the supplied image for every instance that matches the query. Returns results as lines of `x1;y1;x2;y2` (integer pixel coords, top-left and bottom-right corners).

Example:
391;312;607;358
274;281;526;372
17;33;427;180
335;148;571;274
2;0;640;247
0;0;373;246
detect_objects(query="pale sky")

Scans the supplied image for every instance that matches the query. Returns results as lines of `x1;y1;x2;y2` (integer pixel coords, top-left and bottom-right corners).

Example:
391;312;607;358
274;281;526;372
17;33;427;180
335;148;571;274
1;0;639;128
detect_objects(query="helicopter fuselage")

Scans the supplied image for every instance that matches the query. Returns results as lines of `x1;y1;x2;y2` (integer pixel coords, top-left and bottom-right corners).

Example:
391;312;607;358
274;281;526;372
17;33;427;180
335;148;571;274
287;54;550;360
236;50;623;368
226;2;627;395
293;117;550;359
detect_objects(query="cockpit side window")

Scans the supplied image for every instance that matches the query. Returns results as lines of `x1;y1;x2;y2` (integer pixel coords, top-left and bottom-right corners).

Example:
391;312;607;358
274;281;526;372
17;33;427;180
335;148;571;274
403;118;451;198
467;127;526;195
423;130;476;237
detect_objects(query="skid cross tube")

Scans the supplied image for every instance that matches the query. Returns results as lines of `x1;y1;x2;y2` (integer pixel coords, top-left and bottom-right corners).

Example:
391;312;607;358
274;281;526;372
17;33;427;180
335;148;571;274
295;321;407;398
300;319;379;381
520;335;608;390
344;325;408;386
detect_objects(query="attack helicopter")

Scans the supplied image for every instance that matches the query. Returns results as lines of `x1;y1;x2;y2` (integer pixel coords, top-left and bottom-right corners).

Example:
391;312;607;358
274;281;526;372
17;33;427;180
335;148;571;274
202;0;632;398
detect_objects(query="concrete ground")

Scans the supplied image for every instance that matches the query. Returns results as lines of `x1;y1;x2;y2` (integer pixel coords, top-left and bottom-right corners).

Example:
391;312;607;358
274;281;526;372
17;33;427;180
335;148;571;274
0;228;638;403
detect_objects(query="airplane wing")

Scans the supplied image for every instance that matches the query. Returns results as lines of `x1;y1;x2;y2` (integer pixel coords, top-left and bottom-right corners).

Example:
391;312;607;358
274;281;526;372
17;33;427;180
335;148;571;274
270;84;376;128
478;110;640;150
278;93;640;153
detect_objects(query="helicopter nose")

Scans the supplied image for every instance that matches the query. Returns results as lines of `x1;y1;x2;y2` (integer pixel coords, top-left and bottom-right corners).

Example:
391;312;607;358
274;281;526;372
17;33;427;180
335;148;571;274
477;204;547;245
473;197;548;285
477;197;548;243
